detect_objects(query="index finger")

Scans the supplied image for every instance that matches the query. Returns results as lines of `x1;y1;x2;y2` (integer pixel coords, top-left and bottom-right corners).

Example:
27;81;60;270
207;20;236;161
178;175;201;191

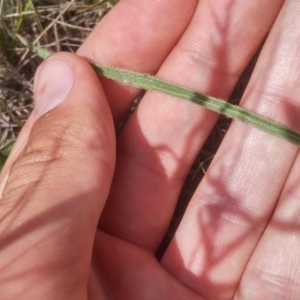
77;0;198;122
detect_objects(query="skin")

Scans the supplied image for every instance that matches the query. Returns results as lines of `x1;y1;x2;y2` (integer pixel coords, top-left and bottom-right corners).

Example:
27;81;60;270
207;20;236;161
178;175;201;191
0;0;300;299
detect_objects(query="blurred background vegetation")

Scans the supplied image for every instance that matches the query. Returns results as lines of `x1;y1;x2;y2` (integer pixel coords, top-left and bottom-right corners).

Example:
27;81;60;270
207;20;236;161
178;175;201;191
0;0;117;170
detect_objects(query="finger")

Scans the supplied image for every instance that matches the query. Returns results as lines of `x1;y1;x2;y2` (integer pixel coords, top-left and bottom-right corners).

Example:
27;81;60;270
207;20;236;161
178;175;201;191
77;0;198;123
162;1;300;299
98;0;283;253
235;151;300;299
234;4;300;297
0;53;115;299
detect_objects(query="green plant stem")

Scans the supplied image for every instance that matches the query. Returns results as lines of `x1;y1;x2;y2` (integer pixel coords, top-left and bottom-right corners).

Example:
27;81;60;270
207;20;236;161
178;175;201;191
17;35;300;146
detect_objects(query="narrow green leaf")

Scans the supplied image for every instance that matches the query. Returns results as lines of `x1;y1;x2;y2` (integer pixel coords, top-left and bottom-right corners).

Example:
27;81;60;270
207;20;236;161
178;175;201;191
1;141;14;156
108;0;119;5
16;34;52;59
0;157;5;172
16;35;300;146
0;141;14;172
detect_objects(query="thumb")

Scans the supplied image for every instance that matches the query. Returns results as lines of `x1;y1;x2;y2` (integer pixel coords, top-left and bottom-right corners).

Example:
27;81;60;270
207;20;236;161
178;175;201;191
0;53;115;299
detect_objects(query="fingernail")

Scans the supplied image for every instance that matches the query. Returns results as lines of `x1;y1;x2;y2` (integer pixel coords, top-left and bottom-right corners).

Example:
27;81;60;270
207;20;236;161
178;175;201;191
34;57;74;117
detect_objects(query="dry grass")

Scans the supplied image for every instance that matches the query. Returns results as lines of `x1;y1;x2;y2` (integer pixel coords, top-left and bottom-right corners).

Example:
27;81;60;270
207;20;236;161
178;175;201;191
0;0;115;168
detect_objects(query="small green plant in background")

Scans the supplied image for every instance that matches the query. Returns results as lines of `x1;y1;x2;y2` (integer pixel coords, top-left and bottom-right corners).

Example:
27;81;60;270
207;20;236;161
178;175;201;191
108;0;119;5
0;141;14;171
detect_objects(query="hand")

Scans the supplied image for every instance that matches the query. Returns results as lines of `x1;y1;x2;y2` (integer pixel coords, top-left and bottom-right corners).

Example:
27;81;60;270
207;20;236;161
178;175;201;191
1;1;299;299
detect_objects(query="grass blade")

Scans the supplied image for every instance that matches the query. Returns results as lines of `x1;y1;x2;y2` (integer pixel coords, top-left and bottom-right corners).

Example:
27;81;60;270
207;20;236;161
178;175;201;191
17;36;300;146
0;141;14;172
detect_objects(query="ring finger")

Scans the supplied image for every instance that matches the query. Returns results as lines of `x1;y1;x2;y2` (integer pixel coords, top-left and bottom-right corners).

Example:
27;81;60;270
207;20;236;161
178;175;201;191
162;1;300;299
